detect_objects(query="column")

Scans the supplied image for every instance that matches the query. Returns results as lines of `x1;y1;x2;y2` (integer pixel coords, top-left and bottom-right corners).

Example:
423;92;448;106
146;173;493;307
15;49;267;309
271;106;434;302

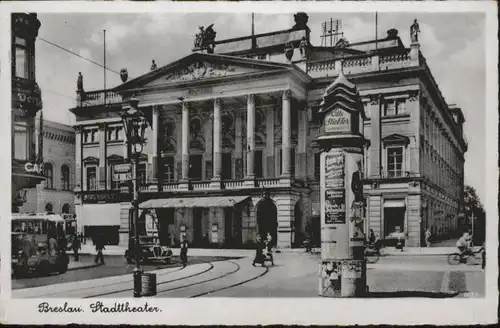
369;96;381;178
297;104;308;180
245;94;255;184
151;105;159;181
75;127;82;191
98;123;106;189
235;112;243;179
281;90;292;180
181;101;190;184
211;98;222;186
265;107;275;178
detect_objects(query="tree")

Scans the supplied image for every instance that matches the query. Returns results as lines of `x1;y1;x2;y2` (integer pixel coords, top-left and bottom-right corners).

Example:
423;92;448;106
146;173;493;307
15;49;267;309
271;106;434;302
463;185;486;244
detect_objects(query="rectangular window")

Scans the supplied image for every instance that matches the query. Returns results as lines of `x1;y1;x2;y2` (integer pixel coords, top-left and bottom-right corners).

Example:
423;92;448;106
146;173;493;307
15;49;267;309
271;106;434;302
162;156;175;183
290;148;296;178
254;150;263;179
222;152;233;180
314;152;321;181
14;124;27;161
83;128;98;144
384;100;396;116
15;46;27;78
106;126;123;141
189;154;203;181
387;147;403;178
86;167;97;191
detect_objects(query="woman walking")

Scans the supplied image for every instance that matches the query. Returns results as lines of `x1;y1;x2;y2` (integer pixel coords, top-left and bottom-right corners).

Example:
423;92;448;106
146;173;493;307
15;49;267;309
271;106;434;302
180;233;189;267
252;234;265;267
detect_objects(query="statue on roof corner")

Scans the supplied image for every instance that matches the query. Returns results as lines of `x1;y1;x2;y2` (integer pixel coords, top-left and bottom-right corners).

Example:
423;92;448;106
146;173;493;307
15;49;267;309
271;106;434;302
194;24;217;53
77;72;83;91
410;19;420;43
151;60;157;71
299;37;308;59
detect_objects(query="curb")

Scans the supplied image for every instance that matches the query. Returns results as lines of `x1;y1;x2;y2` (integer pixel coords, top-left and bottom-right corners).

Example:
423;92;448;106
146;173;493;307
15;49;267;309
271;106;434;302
67;262;100;271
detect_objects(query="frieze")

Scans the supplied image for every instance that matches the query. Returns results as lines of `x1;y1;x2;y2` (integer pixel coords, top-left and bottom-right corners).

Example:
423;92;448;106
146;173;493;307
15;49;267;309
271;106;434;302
164;61;236;82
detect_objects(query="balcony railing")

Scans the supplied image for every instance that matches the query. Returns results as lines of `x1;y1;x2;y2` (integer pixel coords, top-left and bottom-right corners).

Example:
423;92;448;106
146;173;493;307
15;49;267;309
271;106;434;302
78;89;122;107
256;178;280;188
224;180;244;189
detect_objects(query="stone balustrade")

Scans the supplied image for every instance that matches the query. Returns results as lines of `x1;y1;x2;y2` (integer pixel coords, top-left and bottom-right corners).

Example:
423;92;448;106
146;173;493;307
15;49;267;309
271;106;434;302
78;89;122;107
306;51;417;78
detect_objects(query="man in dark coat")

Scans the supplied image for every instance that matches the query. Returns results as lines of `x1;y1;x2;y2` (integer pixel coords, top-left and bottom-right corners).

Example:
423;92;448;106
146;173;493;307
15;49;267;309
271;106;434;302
180;233;188;267
94;234;105;265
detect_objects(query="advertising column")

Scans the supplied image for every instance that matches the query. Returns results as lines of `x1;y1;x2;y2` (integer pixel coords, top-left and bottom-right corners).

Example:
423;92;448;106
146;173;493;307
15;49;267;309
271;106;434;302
317;70;368;297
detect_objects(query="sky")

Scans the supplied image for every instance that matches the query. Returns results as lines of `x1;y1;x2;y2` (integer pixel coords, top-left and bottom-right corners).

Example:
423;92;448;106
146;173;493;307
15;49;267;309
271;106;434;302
34;12;486;201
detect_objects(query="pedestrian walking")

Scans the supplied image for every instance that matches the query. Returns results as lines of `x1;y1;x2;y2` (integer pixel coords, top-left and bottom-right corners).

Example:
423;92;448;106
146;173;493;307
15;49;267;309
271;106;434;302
481;241;485;270
265;233;274;266
82;232;86;245
252;234;265;267
94;234;105;265
72;234;81;261
425;228;432;247
180;233;188;267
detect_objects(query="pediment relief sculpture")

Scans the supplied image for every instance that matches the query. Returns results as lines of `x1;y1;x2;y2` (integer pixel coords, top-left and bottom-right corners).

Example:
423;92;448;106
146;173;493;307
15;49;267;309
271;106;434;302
164;61;237;82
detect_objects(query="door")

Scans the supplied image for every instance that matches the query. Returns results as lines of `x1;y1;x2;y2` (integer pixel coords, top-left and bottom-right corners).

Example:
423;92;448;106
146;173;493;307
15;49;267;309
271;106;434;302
193;208;203;247
224;208;233;247
222;153;232;180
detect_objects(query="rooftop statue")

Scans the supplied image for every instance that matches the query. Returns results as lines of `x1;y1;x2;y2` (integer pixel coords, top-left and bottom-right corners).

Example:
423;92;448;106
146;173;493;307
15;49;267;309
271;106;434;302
299;37;308;59
410;19;420;43
77;72;83;91
151;59;157;71
194;24;217;53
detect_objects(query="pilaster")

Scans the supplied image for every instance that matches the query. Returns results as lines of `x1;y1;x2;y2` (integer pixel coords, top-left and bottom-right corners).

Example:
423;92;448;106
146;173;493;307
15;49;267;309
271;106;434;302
244;94;256;186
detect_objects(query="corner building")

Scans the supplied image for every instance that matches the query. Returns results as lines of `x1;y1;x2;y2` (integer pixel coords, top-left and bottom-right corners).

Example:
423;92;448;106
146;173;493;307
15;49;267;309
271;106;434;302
70;14;467;247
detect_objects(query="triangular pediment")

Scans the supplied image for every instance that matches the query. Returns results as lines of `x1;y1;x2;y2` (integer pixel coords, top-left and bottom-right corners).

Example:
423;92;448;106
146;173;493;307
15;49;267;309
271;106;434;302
382;133;410;145
116;53;295;91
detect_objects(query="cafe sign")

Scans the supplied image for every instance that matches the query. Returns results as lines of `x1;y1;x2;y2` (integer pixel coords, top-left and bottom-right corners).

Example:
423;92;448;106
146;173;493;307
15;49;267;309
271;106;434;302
324;108;351;133
24;162;44;175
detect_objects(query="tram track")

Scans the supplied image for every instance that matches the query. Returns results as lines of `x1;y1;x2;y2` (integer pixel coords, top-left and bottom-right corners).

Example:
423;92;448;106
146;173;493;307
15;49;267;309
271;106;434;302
84;258;215;298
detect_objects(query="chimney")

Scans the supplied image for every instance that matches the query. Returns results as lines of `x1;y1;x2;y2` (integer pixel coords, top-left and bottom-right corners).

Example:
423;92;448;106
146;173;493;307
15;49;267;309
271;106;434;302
386;29;398;39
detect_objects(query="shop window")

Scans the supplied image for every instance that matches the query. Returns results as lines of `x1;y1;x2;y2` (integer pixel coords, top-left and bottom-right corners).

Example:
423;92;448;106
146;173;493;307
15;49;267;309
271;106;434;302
44;163;54;189
386;147;403;177
61;164;70;190
86;166;97;191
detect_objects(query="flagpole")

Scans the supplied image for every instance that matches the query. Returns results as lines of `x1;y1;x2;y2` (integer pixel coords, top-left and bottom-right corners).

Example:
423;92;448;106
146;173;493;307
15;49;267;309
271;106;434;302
375;12;378;52
104;29;107;104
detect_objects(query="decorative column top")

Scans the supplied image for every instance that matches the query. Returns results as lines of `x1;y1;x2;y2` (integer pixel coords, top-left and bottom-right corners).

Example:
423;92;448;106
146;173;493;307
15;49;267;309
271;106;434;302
247;94;255;104
214;98;221;107
282;90;292;100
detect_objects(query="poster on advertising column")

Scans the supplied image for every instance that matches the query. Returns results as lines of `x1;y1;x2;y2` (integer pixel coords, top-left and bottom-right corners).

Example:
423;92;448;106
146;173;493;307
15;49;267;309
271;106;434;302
325;189;346;224
324;151;345;189
345;152;366;247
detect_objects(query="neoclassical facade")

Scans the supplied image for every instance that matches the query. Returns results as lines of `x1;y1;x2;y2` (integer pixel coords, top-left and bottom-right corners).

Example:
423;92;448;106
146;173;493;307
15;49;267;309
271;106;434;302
70;13;467;247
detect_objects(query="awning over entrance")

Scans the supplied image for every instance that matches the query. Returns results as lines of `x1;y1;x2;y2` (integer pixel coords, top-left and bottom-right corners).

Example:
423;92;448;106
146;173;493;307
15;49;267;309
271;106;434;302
139;196;250;209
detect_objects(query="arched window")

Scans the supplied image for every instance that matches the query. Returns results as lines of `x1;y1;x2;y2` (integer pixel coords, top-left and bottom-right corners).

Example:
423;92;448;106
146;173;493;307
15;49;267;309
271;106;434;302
44;163;53;189
45;203;53;212
61;164;70;191
62;203;70;214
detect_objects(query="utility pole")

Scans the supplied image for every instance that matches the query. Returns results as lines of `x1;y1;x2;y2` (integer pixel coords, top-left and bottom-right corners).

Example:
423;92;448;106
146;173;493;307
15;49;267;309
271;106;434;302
104;29;107;104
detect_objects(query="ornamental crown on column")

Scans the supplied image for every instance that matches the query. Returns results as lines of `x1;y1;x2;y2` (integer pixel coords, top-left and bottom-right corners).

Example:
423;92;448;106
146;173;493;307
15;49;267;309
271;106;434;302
282;90;292;100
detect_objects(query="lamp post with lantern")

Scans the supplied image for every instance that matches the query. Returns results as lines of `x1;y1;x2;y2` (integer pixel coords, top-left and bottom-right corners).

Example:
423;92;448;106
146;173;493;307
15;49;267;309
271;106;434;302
121;95;148;298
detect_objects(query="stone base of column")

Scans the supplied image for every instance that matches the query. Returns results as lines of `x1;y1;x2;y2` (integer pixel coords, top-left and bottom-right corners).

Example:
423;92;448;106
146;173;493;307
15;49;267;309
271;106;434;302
279;174;292;186
209;178;222;189
318;259;367;297
119;231;129;247
277;229;292;249
178;180;190;191
244;175;255;187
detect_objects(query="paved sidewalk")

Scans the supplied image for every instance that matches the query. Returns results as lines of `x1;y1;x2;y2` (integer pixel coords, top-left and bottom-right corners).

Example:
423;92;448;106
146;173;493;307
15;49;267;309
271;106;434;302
71;243;461;257
67;258;99;271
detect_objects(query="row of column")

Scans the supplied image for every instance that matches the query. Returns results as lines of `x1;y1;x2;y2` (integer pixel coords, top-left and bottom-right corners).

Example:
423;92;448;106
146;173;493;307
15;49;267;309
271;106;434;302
149;90;294;183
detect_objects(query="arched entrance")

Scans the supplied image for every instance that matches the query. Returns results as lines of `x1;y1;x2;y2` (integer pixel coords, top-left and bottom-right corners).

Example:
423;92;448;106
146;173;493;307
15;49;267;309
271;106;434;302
45;202;53;213
256;199;278;247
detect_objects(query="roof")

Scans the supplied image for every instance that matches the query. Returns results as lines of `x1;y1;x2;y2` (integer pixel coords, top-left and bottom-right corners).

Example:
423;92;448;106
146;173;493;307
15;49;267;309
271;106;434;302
11;213;65;222
115;52;310;92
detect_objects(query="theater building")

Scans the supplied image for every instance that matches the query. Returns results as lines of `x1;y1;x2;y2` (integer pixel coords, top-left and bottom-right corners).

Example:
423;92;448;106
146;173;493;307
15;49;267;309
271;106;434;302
70;13;467;247
18;118;76;216
11;13;45;213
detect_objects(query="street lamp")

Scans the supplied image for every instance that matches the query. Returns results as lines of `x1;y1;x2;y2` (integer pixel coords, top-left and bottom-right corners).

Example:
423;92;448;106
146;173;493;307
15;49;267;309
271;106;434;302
121;95;148;298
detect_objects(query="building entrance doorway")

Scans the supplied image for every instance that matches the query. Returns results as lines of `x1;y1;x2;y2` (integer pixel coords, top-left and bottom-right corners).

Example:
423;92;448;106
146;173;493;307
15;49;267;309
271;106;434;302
256;199;277;247
224;208;242;248
193;208;203;247
156;208;174;246
384;204;406;237
293;202;303;248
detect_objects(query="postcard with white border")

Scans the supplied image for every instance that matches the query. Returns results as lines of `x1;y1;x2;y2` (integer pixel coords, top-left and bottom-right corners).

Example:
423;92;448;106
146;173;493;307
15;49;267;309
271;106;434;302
0;1;498;325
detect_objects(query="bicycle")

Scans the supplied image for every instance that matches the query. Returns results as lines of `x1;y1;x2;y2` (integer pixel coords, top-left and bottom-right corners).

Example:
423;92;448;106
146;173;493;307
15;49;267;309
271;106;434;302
447;246;484;265
365;243;383;264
